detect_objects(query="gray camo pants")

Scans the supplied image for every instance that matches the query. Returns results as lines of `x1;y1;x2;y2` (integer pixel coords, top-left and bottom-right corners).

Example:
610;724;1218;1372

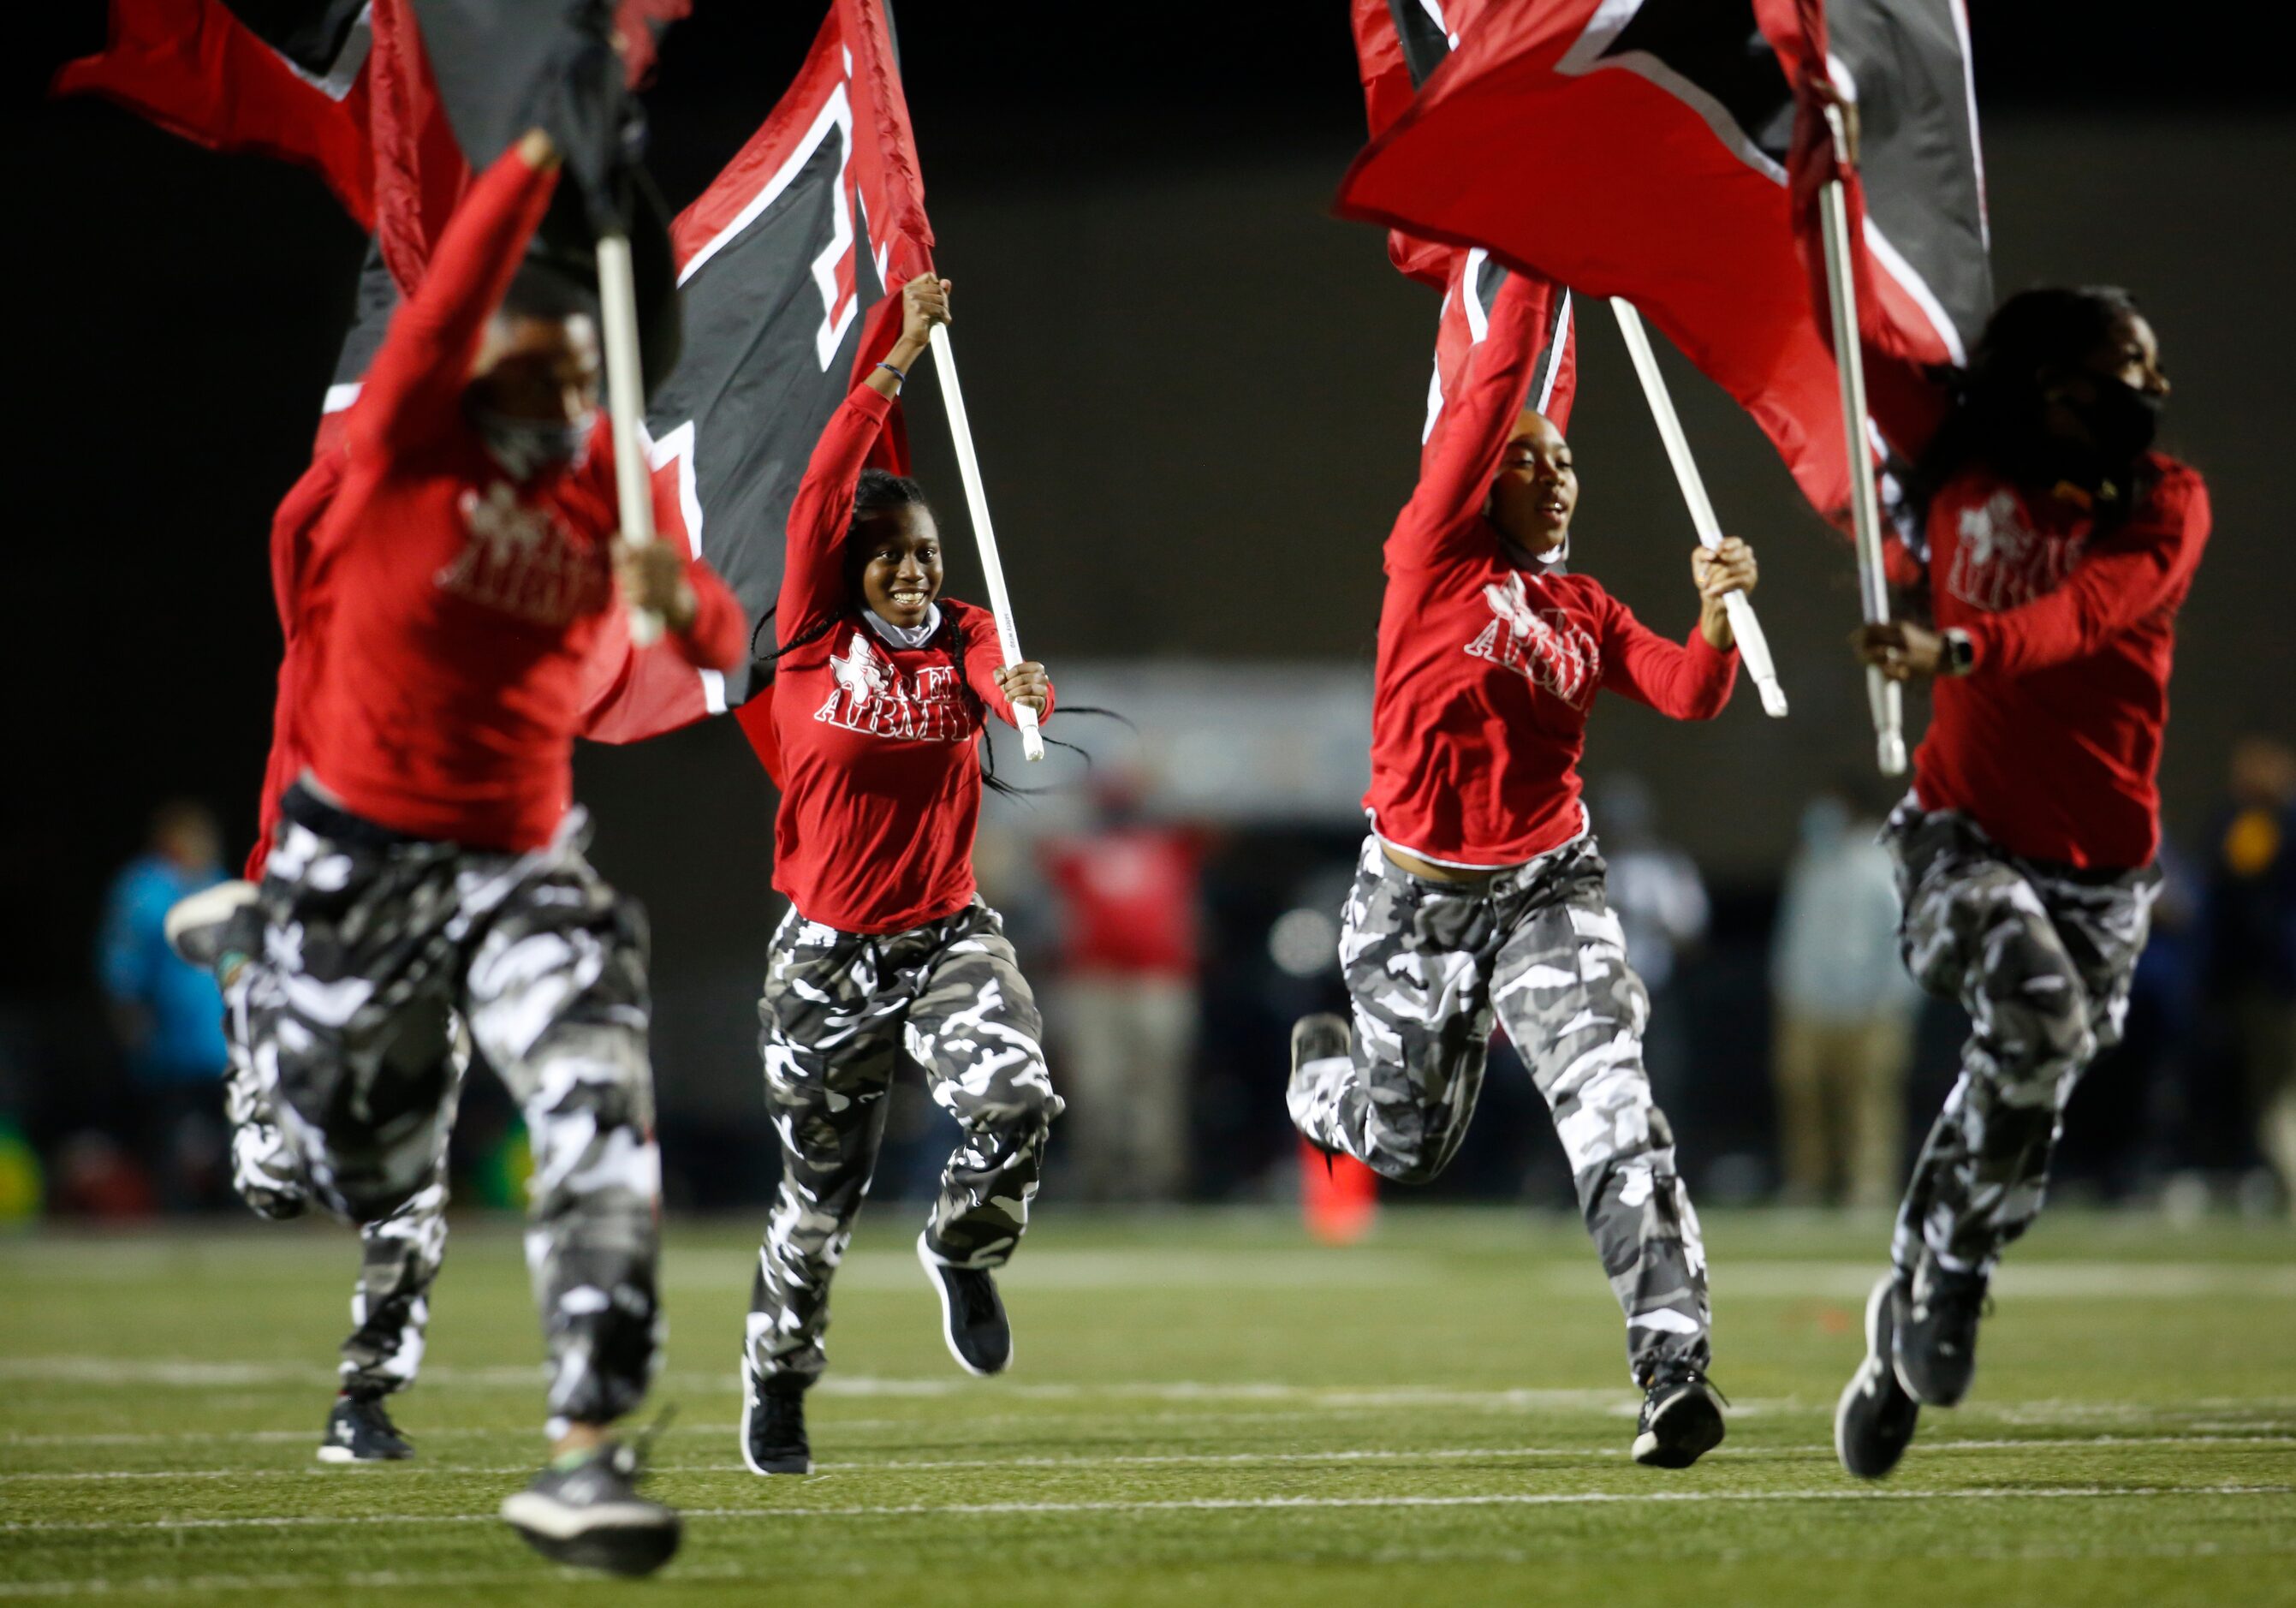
238;788;663;1429
1885;799;2158;1279
223;1027;455;1401
748;901;1062;1387
1291;835;1710;1380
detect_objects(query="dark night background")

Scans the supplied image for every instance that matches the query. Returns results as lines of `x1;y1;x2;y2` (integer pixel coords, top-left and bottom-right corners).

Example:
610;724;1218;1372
3;4;2290;1204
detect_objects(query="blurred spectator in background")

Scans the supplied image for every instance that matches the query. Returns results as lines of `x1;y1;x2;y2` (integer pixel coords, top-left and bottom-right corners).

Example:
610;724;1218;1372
1040;770;1205;1201
1770;791;1918;1207
1593;774;1708;1106
95;801;230;1209
2204;736;2296;1207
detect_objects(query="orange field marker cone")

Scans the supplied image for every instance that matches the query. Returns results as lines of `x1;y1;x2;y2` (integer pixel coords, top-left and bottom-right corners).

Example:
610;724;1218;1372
1300;1139;1378;1245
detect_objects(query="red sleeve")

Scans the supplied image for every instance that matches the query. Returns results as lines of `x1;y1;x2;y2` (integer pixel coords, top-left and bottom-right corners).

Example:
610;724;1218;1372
1600;594;1738;720
348;146;559;464
668;558;746;670
1962;467;2210;677
778;385;895;641
1385;275;1545;573
957;607;1055;730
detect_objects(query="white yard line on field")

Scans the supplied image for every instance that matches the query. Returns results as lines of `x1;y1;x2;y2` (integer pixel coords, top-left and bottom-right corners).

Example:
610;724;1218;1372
3;1483;2290;1535
4;1433;2293;1483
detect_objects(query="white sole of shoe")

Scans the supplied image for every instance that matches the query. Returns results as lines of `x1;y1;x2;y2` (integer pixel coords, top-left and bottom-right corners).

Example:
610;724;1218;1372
162;879;258;966
738;1367;812;1477
916;1232;1006;1378
498;1492;677;1540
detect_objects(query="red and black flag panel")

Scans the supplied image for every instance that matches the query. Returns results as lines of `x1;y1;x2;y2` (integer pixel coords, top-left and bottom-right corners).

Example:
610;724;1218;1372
53;0;378;225
1423;247;1577;462
1337;0;1990;521
578;0;934;743
1786;0;1990;463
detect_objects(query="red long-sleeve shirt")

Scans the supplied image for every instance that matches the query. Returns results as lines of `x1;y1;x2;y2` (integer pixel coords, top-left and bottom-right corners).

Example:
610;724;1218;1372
1365;283;1737;870
292;146;744;853
1913;456;2211;870
736;385;1050;934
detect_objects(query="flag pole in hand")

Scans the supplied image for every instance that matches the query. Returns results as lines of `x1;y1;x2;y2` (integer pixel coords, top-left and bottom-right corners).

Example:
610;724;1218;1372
1815;104;1906;777
597;230;663;646
1609;300;1788;718
927;322;1045;762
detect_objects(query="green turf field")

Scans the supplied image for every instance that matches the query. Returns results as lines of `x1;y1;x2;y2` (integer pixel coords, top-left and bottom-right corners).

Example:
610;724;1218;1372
3;1207;2293;1605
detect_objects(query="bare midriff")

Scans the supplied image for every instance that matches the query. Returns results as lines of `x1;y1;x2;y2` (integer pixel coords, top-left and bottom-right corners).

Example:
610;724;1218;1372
1379;842;1505;885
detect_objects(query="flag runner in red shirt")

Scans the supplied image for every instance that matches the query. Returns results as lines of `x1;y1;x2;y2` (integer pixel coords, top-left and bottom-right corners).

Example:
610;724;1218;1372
1286;275;1756;1470
731;275;1062;1478
170;131;745;1574
1836;288;2205;1480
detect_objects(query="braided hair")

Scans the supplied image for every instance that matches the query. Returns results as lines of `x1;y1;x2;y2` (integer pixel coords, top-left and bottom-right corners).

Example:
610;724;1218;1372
750;469;1096;798
1907;286;2150;525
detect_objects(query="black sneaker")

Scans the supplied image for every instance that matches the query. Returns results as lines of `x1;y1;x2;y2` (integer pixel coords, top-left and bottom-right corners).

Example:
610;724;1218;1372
500;1440;681;1577
740;1368;812;1475
1835;1275;1921;1479
164;880;260;973
316;1393;413;1464
917;1232;1011;1376
1630;1361;1727;1468
1893;1254;1989;1407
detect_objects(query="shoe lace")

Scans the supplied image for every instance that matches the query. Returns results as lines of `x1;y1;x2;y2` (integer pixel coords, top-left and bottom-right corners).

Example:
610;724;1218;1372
1643;1362;1728;1408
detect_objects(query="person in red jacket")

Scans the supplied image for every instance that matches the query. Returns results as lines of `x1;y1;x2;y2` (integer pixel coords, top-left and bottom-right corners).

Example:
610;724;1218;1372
731;274;1060;1477
165;131;743;1574
1836;287;2204;1480
1285;275;1756;1471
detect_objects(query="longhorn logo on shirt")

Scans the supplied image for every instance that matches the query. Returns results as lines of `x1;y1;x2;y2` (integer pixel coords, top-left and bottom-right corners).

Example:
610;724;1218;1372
1465;572;1600;706
437;483;611;627
815;632;975;742
1947;489;2085;612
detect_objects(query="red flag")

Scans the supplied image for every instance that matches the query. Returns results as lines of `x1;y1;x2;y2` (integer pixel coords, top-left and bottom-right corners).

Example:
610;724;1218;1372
578;0;935;743
52;0;378;227
1339;0;1988;521
1338;0;1847;515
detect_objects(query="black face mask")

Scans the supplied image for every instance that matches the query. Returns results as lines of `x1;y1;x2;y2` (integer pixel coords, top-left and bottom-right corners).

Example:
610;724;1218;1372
2066;376;2162;465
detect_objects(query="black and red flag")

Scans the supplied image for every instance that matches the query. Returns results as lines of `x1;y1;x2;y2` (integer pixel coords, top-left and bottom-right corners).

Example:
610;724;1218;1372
1347;3;1577;480
1337;0;1990;520
579;0;936;742
54;0;379;224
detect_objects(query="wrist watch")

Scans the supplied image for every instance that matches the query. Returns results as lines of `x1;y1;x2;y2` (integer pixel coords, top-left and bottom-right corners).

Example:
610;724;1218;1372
1941;627;1976;676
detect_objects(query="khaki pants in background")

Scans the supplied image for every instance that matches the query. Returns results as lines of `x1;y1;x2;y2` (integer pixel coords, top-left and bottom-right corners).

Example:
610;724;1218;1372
1773;1011;1913;1209
2235;991;2296;1205
1055;974;1198;1201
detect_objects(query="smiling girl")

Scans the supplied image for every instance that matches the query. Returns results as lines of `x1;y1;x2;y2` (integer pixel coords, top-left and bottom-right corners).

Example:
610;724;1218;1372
733;275;1062;1477
1286;276;1758;1469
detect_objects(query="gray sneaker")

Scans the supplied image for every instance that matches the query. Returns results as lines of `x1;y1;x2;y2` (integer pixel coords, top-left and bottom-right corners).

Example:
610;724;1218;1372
500;1441;681;1577
164;880;259;974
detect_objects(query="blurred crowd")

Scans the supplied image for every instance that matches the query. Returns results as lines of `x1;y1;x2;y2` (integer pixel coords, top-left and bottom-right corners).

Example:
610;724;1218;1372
9;735;2293;1224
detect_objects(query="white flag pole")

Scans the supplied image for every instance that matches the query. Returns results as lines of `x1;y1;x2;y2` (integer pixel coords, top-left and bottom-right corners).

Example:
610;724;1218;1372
927;321;1045;762
597;229;663;646
1608;300;1789;718
1816;106;1907;777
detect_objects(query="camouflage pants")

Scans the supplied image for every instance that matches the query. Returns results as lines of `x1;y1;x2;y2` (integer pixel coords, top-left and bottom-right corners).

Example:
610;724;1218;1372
240;787;663;1428
748;901;1062;1386
1291;834;1710;1379
222;1026;456;1401
1885;800;2158;1278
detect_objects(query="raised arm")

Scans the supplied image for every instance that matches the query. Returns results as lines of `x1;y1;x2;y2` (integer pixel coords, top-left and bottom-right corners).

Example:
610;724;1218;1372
351;131;562;463
776;274;948;642
1386;273;1551;571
